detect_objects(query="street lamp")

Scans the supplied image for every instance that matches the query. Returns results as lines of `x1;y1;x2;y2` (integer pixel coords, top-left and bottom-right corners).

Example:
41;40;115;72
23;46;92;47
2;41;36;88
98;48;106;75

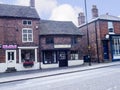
84;0;91;66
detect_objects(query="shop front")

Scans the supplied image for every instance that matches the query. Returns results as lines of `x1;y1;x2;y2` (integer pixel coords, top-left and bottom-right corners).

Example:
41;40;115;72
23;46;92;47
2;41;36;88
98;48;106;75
110;35;120;61
41;49;84;69
16;46;39;71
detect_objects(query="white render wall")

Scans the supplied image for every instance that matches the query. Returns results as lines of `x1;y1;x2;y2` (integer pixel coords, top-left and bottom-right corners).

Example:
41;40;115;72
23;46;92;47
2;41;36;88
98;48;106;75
15;62;40;71
0;63;7;73
68;60;84;66
41;63;59;69
0;60;84;73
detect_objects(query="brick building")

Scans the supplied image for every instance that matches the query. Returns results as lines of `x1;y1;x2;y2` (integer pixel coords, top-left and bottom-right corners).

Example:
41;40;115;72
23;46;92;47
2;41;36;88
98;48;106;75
39;20;83;69
78;5;120;62
0;0;40;72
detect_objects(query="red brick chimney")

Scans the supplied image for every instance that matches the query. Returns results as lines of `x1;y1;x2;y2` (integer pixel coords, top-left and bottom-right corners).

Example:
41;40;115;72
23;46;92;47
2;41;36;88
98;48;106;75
78;12;85;26
30;0;35;7
92;5;98;18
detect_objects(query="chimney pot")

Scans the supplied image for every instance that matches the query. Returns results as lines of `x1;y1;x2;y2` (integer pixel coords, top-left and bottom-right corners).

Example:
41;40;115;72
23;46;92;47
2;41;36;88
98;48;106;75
78;12;85;26
30;0;35;7
92;5;98;18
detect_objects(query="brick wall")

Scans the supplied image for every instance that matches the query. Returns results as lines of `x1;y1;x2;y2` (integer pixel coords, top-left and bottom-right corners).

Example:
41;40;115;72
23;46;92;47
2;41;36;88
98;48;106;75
0;18;40;63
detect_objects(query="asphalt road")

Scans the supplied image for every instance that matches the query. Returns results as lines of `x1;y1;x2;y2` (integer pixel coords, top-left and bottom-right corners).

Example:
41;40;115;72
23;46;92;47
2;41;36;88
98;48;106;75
0;65;120;90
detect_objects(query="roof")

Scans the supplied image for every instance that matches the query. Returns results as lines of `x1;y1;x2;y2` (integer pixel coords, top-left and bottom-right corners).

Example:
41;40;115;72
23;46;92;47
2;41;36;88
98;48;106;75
0;4;40;19
98;14;120;21
79;14;120;28
40;20;83;36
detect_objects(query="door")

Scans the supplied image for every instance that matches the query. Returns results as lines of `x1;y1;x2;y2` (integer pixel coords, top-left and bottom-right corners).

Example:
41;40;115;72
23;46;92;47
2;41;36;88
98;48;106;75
103;41;109;60
59;51;68;67
6;50;16;67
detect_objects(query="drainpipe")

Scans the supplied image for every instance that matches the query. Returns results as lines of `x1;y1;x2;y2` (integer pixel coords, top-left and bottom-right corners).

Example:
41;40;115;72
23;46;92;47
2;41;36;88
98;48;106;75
95;21;100;63
39;35;42;69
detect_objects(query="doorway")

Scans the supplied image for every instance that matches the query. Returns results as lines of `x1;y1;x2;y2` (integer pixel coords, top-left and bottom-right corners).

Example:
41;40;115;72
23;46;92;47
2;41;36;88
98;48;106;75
59;51;68;67
103;41;109;60
6;50;16;68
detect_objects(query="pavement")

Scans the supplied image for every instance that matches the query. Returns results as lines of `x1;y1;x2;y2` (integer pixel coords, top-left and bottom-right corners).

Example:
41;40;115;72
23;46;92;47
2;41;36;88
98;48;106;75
0;61;120;84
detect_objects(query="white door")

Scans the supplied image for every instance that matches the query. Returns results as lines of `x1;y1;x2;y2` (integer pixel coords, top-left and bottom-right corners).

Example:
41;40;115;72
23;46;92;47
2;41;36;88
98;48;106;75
6;50;16;67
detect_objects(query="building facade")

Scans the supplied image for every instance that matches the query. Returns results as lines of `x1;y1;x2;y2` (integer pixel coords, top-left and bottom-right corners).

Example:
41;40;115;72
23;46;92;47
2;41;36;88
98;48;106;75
0;1;40;72
79;7;120;62
39;20;84;69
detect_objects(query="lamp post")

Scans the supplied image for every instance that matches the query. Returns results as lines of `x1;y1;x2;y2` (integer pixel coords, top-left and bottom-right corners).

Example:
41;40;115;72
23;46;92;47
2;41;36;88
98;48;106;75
84;0;91;66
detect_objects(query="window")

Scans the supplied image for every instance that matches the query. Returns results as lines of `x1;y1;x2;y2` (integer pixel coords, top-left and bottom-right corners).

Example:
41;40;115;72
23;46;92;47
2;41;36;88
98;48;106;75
46;37;54;44
70;51;79;60
21;49;35;62
108;22;114;34
71;36;78;44
22;28;33;42
23;20;32;25
112;36;120;56
43;51;57;64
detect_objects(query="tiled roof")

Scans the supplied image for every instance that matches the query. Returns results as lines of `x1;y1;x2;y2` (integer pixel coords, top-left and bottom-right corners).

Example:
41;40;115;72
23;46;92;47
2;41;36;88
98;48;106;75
79;14;120;27
98;14;120;21
40;20;83;35
0;4;40;19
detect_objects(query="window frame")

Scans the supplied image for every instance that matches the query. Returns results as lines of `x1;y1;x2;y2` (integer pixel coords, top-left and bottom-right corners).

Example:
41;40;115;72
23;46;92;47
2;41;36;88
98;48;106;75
22;28;33;42
70;51;79;60
22;20;32;26
108;22;114;34
46;37;54;44
71;36;78;44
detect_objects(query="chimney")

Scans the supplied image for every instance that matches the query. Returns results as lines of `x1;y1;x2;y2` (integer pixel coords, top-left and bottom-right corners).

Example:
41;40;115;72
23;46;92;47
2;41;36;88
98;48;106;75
30;0;35;7
92;5;98;18
78;12;85;26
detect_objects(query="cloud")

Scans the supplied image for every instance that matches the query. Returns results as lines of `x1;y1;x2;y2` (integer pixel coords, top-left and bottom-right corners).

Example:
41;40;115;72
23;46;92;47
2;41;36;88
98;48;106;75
15;0;57;18
35;0;57;18
49;4;83;26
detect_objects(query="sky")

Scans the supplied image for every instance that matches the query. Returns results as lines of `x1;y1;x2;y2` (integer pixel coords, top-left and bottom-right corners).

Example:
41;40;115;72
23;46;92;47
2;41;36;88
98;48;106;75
0;0;120;26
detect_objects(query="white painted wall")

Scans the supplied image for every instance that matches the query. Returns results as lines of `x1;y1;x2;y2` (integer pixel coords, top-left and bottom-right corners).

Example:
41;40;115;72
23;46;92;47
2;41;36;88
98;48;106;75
41;63;59;69
68;60;84;66
15;62;40;71
0;63;7;73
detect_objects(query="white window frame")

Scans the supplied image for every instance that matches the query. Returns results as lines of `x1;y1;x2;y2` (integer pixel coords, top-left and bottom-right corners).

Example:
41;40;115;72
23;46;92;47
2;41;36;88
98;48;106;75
22;20;32;26
22;28;33;42
108;22;114;34
112;36;120;56
70;51;79;60
18;47;38;63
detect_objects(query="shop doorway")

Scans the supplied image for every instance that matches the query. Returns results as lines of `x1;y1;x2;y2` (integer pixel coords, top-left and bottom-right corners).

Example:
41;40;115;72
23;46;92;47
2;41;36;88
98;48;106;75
59;51;68;67
6;50;16;68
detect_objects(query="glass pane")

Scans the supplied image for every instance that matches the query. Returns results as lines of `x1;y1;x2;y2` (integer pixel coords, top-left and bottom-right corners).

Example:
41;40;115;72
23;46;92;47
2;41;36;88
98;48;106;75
23;30;27;33
21;49;35;62
28;21;32;25
12;52;14;60
23;21;27;25
8;52;10;60
28;30;32;33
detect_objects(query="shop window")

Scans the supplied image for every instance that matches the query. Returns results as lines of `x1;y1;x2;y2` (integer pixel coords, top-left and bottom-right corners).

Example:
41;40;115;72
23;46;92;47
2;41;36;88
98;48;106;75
108;22;114;34
43;51;57;64
22;28;33;42
112;36;120;56
70;51;79;60
46;37;54;44
21;49;35;62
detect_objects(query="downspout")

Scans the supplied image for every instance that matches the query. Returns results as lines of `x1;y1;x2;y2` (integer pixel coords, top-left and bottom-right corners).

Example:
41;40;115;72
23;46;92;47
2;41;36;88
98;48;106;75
39;35;42;69
95;21;100;63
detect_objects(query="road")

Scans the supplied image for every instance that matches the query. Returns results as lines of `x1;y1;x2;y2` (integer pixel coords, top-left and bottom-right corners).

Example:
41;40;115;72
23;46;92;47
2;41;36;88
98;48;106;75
0;65;120;90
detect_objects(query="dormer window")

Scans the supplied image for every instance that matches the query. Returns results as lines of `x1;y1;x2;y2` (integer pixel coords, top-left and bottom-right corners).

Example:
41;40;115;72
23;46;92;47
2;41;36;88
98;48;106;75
108;22;114;34
23;20;32;25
